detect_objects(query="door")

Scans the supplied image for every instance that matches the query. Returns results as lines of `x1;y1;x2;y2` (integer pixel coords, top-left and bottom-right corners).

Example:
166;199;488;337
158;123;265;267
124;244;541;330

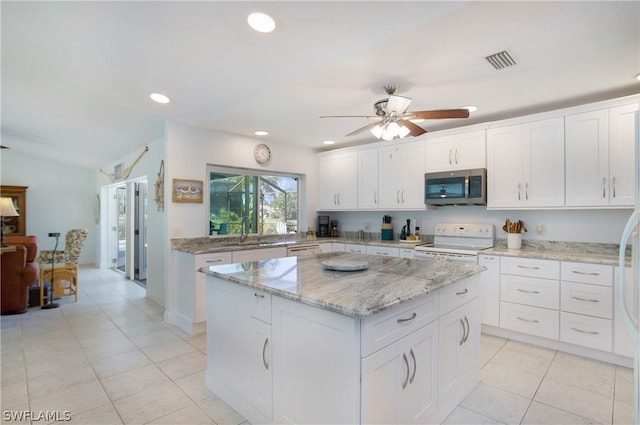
115;185;127;272
134;181;148;281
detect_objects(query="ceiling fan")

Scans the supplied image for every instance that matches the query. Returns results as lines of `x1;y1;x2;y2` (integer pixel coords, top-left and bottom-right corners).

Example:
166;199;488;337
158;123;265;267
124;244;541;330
320;84;470;141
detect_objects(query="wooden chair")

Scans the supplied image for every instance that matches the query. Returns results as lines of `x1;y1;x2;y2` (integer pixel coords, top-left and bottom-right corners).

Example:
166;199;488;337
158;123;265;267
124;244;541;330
40;265;78;306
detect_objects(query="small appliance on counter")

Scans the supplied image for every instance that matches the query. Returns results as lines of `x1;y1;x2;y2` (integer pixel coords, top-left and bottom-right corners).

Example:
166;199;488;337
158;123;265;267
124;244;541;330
381;215;393;240
318;216;330;237
330;220;339;238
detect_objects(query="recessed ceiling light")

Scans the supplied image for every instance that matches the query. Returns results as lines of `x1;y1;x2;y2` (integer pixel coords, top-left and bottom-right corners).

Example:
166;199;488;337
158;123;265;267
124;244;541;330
462;105;478;112
254;130;269;136
323;140;335;145
150;93;170;104
247;13;276;33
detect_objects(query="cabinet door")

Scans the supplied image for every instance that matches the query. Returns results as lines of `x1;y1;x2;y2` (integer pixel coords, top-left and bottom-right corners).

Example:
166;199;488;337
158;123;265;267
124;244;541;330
438;299;479;405
318;155;340;209
523;118;565;207
378;145;400;208
366;245;399;257
565;109;609;206
362;322;438;425
358;148;379;209
608;104;638;206
487;124;524;208
425;135;455;173
337;152;358;209
398;140;426;208
479;255;500;327
453;130;486;170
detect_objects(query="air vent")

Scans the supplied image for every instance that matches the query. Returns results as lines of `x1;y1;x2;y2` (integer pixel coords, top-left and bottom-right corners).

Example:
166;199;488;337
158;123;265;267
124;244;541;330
485;50;516;70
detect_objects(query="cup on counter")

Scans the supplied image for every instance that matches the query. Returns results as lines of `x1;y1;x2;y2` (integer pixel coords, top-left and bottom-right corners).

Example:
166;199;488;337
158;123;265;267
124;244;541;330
506;233;522;250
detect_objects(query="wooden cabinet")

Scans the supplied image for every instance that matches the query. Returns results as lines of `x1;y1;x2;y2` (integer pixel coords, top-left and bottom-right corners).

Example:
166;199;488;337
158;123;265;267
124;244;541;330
425;129;486;172
358;148;379;209
318;151;358;210
479;254;500;327
0;185;27;236
565;103;638;207
487;117;565;208
378;140;426;209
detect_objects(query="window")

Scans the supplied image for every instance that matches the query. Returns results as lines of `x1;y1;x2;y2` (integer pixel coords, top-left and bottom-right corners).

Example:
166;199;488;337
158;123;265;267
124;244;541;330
207;166;301;236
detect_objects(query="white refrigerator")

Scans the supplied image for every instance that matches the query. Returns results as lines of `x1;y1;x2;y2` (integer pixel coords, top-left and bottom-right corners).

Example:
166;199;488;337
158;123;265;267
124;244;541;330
619;109;640;424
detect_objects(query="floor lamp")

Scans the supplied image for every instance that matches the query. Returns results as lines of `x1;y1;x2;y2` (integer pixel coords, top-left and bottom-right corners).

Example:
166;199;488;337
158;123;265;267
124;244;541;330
0;197;19;248
42;232;60;309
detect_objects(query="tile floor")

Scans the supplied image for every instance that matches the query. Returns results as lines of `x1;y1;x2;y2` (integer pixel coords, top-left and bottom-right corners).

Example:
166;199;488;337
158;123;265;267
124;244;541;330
0;266;636;425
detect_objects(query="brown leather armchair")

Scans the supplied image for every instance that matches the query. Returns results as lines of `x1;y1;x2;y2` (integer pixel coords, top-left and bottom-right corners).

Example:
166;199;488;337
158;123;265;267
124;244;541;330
1;235;40;314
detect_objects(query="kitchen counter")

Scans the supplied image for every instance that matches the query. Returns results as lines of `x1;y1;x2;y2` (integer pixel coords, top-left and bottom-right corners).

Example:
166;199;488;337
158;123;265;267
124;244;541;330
200;252;484;318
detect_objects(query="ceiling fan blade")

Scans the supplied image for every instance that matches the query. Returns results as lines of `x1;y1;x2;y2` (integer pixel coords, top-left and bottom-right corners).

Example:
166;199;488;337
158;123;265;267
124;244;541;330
407;109;470;120
385;95;412;114
345;121;380;137
398;120;427;137
320;115;378;119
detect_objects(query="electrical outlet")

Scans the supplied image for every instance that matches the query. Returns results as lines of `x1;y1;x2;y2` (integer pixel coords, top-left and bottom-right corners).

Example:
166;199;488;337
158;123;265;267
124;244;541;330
535;224;544;234
48;232;60;237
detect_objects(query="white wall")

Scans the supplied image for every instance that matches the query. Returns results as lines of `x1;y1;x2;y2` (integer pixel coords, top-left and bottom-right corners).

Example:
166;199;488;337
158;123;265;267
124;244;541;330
0;149;98;263
328;207;633;244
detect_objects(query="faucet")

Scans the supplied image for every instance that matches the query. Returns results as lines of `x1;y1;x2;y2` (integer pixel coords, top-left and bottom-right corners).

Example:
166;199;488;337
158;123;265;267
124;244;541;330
240;216;249;243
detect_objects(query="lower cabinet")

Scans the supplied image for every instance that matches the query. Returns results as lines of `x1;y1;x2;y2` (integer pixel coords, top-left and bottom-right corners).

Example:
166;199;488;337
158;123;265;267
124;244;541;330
479;254;500;327
361;322;438;424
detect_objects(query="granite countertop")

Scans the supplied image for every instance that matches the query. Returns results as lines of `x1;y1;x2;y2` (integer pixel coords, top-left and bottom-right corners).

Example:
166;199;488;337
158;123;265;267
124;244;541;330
199;252;485;318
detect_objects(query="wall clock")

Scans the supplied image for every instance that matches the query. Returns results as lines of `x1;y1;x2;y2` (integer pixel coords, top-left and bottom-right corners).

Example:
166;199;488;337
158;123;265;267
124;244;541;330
254;143;271;165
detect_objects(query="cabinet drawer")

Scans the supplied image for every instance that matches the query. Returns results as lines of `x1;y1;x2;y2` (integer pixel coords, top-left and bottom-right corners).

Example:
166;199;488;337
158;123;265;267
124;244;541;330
439;275;480;316
232;247;286;262
560;312;612;352
399;248;415;259
561;262;612;286
500;302;559;340
561;282;612;319
362;292;438;356
344;244;366;254
500;257;559;280
250;289;272;324
500;275;559;309
196;252;232;269
366;245;400;257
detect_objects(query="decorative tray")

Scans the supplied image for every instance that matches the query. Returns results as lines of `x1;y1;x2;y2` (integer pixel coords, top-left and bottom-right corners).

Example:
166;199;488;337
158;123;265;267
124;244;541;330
321;259;369;272
399;239;424;245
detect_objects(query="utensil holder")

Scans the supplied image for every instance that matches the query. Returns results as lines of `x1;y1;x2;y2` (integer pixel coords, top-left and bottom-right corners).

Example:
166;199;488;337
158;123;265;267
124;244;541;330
506;233;522;250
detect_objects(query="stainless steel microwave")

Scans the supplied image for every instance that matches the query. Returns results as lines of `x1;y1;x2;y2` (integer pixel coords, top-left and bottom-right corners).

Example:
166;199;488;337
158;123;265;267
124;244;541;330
424;168;487;206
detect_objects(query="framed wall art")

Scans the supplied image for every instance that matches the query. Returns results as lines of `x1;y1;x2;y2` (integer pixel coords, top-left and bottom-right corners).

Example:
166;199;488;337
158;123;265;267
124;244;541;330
172;179;203;203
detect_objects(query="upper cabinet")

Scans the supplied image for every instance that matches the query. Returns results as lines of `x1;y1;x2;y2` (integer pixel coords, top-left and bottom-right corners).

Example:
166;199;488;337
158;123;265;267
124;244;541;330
378;140;426;209
425;129;486;173
565;103;638;207
487;117;565;209
358;148;379;209
318;151;358;210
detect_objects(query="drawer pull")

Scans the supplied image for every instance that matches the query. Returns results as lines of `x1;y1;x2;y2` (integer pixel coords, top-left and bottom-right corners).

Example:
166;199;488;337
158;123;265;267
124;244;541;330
409;348;417;384
517;316;539;323
402;353;410;389
456;288;469;296
254;293;265;298
463;316;470;343
571;296;599;303
376;251;389;256
459;319;465;346
397;312;417;323
571;270;600;276
517;265;540;270
517;288;540;294
571;327;599;335
205;259;223;263
262;338;269;370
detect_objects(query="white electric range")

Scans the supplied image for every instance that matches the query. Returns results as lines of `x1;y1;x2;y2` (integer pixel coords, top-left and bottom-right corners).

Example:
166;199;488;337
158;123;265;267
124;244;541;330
414;223;495;264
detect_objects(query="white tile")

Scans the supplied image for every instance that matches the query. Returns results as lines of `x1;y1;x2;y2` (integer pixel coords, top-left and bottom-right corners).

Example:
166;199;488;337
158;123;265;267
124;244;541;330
62;402;124;424
91;349;152;378
174;371;213;402
545;354;615;398
129;328;182;349
113;380;192;424
615;366;634;405
613;399;635;425
198;395;247;425
141;338;197;363
148;404;216;424
156;351;207;380
534;377;614;424
101;364;171;402
442;405;505;424
522;401;595;425
460;383;531;424
480;361;545;399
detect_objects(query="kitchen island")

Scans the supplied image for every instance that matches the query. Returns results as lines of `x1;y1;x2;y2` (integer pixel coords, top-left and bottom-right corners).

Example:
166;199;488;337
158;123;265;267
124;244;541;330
201;252;485;424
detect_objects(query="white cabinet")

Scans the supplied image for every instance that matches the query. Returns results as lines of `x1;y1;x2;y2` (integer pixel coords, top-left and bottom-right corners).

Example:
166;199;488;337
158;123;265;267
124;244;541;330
362;322;438;424
425;130;486;172
565;103;638;207
479;254;500;327
366;245;400;257
344;243;366;254
358;148;379;209
318;151;358;210
487;117;565;208
232;247;286;262
614;266;635;358
378;140;426;209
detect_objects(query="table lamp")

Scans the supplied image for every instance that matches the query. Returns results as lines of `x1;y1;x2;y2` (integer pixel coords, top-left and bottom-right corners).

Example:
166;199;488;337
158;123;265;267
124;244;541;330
1;197;19;247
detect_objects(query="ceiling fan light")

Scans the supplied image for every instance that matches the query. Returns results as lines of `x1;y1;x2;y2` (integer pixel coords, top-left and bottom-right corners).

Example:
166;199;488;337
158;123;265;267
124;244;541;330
371;125;383;139
387;122;400;136
248;13;276;33
386;95;412;114
398;125;411;138
381;131;394;141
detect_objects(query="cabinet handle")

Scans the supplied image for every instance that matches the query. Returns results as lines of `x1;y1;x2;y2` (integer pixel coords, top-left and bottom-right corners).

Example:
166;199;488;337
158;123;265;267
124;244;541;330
396;190;400;204
517;316;539;323
571;327;599;335
525;182;529;201
459;319;465;346
517;265;540;270
409;348;417;384
333;193;337;205
401;190;405;204
571;270;600;276
374;190;377;204
463;316;470;343
254;293;265;298
517;288;540;294
397;312;417;323
456;288;469;296
455;148;459;165
602;177;607;198
337;193;340;205
448;148;453;165
262;338;269;370
518;182;521;201
205;259;223;263
375;251;389;256
612;177;616;198
402;353;410;389
571;296;599;303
